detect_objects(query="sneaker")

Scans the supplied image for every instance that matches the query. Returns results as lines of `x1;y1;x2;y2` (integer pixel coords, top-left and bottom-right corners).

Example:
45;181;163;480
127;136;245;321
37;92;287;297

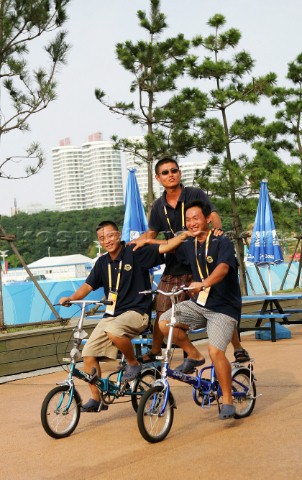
81;398;109;413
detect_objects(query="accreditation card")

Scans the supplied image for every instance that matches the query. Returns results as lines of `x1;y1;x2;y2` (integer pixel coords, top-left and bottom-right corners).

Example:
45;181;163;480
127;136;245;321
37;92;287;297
196;287;211;307
105;291;118;316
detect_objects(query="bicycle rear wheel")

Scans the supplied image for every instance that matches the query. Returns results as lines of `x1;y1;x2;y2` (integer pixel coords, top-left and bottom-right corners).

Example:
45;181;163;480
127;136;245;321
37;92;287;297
232;368;256;418
137;385;174;443
41;385;81;439
131;368;161;412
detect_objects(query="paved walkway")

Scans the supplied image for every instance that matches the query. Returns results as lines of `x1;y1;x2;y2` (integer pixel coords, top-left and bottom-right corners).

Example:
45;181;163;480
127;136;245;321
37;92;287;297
2;327;302;480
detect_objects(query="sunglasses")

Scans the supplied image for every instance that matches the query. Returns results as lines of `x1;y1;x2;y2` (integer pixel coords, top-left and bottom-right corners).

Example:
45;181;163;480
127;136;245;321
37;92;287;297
158;168;179;176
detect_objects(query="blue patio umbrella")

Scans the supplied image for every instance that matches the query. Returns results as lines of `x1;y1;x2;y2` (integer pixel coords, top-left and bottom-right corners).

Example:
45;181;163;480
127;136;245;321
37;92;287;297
122;168;148;242
247;179;284;294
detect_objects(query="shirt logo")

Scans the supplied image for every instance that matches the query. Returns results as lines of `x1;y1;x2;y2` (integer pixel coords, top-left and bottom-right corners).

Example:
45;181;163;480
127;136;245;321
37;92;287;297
124;264;132;271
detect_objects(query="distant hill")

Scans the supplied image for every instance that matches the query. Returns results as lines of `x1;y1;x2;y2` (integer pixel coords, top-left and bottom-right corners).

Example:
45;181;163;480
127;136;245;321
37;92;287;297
0;205;125;267
0;197;300;268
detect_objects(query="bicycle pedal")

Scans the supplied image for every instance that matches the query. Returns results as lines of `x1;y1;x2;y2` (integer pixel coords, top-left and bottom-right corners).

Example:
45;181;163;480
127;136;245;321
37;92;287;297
88;368;99;384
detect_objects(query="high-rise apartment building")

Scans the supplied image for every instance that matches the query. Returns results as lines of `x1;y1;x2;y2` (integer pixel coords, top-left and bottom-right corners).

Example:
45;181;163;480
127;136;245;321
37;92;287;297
179;160;208;186
82;139;123;209
52;134;123;211
52;139;85;211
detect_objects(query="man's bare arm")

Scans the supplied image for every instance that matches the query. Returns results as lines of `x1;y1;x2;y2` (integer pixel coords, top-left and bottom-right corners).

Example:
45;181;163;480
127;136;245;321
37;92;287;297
132;229;168;250
59;283;93;305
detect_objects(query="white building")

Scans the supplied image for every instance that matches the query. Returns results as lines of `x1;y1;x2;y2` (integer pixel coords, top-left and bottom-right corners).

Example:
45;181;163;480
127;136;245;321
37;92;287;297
52;140;85;211
82;139;123;209
52;134;123;211
179;160;208;186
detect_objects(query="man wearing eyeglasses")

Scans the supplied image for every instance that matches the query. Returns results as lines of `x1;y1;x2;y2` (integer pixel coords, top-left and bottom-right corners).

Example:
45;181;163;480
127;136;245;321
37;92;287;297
59;220;190;413
133;157;250;365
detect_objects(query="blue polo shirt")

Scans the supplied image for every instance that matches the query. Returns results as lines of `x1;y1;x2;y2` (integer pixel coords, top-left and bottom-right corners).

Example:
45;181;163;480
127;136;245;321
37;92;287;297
177;233;241;321
149;185;216;275
85;243;164;317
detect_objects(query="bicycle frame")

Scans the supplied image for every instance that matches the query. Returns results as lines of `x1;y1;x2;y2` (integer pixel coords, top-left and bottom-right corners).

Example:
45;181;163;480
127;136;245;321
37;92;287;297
141;287;254;414
41;299;162;439
57;300;161;402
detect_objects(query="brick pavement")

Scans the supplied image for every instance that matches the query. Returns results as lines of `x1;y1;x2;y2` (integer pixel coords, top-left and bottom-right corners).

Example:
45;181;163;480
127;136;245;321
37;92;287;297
1;327;302;480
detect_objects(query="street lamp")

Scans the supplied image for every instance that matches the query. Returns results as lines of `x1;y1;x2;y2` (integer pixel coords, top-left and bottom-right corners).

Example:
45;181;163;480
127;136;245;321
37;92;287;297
93;241;101;257
0;250;9;273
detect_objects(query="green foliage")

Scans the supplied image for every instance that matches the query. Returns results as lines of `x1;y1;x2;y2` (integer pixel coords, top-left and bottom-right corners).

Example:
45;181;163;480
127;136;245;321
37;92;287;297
266;53;302;204
213;197;301;236
95;0;195;213
0;0;70;180
0;199;300;270
0;205;125;267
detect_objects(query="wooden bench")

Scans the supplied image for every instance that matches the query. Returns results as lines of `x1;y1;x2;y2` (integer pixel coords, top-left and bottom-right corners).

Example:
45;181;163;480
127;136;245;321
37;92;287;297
239;313;291;342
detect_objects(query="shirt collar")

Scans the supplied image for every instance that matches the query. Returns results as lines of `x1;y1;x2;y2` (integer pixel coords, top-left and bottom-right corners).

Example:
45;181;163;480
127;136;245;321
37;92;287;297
161;184;185;207
108;242;126;263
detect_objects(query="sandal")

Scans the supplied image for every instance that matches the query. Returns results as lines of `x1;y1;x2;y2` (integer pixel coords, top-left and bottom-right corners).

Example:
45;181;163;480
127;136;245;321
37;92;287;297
219;404;235;420
234;348;250;363
121;364;142;382
81;398;109;413
175;357;205;374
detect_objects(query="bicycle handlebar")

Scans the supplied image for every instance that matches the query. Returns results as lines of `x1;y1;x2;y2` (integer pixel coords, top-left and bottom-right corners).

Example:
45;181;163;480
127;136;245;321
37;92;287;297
139;285;194;297
56;299;113;307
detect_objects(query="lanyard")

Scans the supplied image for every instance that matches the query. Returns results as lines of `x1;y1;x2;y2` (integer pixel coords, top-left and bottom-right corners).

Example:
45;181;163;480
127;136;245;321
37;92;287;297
164;202;185;236
195;231;212;280
108;260;122;292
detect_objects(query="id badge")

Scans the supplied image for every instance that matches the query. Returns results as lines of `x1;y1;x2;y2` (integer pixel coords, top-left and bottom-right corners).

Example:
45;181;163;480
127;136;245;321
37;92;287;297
196;287;211;307
105;291;118;316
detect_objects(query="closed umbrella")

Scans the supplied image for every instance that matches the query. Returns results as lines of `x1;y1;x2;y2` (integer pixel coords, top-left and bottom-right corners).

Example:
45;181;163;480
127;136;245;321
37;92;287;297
122;168;148;242
247;179;284;295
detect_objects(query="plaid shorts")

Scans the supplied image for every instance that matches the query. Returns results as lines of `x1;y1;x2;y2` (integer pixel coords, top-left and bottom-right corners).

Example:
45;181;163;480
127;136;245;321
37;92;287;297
159;300;237;351
154;273;193;313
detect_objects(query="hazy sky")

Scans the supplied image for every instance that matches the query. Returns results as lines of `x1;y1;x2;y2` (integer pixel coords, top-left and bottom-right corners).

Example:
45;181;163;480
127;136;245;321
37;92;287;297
0;0;301;216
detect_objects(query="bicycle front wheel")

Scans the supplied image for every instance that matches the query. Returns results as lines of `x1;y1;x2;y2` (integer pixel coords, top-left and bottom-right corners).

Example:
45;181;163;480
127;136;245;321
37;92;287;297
137;385;174;443
232;368;256;419
41;385;81;439
131;368;161;412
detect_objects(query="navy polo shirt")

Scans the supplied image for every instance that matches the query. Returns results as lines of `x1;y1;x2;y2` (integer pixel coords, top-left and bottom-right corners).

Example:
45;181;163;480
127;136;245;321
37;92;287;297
177;233;241;321
149;185;216;276
85;243;164;317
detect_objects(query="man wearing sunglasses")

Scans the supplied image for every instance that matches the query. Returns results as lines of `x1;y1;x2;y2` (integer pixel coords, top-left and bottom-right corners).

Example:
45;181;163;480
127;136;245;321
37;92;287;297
133;157;250;365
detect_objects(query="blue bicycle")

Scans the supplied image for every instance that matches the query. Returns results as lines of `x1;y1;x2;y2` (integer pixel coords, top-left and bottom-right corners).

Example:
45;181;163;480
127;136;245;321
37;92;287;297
40;300;161;439
137;288;257;443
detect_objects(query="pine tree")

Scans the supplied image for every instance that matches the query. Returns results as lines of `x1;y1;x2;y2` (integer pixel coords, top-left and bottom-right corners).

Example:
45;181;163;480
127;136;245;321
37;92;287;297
0;0;70;179
268;53;302;206
95;0;199;214
186;14;277;293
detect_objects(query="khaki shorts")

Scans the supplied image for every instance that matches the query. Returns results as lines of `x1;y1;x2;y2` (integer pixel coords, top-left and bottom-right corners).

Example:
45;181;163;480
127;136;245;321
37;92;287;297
82;311;149;360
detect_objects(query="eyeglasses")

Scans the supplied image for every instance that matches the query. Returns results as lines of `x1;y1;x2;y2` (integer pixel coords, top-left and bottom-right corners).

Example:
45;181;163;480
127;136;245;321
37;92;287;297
97;231;120;243
158;168;179;176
